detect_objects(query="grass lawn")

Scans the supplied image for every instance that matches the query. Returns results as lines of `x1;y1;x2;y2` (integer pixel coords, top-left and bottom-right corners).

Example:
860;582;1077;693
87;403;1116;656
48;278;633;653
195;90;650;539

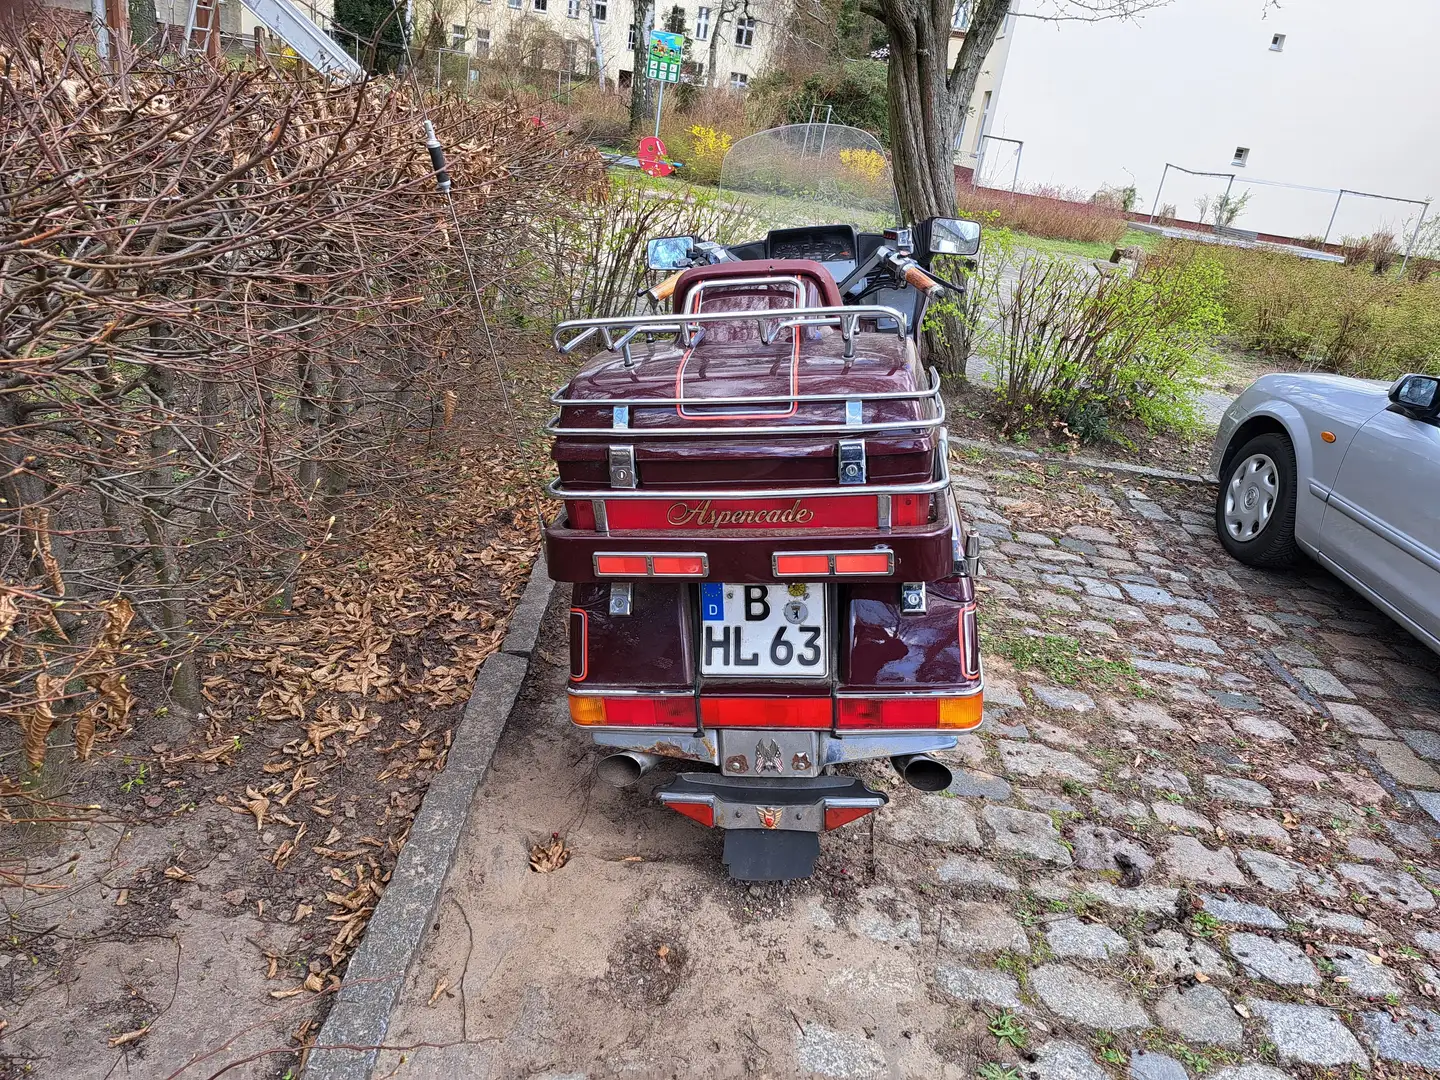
1012;227;1164;261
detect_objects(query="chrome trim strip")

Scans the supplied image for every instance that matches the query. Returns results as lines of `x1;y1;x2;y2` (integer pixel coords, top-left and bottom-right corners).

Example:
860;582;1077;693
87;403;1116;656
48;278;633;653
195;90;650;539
546;395;944;439
1326;491;1440;575
548;449;952;501
549;367;942;409
1308;478;1331;501
835;685;984;699
567;687;696;698
876;493;892;532
592;552;711;577
591;499;608;534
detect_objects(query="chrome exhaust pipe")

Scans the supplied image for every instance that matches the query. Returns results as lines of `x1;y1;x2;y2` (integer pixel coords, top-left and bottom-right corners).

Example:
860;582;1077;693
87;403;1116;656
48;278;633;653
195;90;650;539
596;751;661;788
892;754;953;793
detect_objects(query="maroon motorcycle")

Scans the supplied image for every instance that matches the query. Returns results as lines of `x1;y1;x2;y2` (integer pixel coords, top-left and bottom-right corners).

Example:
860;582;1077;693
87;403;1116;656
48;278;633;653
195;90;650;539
543;125;986;880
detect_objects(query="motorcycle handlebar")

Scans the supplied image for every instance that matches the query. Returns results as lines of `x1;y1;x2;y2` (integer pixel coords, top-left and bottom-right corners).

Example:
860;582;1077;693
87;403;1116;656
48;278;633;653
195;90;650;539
644;270;686;305
901;262;944;300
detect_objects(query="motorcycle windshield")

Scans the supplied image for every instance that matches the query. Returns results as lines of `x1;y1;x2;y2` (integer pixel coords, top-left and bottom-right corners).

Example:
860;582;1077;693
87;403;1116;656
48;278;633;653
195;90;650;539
718;123;900;233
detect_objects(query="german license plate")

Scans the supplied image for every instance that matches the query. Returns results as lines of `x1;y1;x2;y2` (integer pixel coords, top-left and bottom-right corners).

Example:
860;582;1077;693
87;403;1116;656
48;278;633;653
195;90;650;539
699;583;828;677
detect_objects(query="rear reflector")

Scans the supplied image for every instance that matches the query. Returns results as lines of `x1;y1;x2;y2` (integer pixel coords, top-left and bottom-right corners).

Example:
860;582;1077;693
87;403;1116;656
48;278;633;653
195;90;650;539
824;803;878;830
700;697;831;728
568;608;588;682
569;694;696;727
774;553;831;576
836;694;983;731
891;494;930;527
834;552;893;575
652;555;705;576
663;799;715;827
566;500;596;530
594;555;648;576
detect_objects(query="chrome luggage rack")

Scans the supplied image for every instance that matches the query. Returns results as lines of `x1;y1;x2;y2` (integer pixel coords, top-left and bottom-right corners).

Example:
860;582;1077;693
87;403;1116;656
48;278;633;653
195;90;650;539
552;302;908;365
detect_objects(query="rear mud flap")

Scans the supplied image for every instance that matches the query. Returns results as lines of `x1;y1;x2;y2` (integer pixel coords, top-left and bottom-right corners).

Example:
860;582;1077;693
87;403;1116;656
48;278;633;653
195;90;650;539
723;830;821;882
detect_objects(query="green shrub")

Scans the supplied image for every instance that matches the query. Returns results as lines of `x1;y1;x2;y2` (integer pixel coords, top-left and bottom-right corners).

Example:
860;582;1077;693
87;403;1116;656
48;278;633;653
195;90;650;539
984;245;1225;437
749;61;890;143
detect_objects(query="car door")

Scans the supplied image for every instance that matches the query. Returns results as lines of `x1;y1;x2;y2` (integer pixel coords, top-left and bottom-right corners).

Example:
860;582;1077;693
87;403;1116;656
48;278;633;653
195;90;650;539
1321;402;1440;646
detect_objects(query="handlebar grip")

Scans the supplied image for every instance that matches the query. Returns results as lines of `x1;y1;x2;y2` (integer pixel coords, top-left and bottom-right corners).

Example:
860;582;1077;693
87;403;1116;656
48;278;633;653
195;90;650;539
903;263;944;299
645;270;686;305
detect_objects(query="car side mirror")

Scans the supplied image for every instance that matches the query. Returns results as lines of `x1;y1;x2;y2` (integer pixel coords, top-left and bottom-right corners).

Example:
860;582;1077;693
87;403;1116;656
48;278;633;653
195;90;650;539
927;217;982;257
1388;373;1440;424
647;235;695;271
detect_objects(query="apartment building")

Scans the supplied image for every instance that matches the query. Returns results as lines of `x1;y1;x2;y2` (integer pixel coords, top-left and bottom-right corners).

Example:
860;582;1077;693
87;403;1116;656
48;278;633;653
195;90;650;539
947;4;1016;173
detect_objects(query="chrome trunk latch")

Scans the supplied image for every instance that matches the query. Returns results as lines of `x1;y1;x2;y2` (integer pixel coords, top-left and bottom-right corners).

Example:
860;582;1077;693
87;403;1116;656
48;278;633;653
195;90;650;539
965;531;983;578
609;444;637;489
900;582;927;615
838;439;867;485
609;582;633;616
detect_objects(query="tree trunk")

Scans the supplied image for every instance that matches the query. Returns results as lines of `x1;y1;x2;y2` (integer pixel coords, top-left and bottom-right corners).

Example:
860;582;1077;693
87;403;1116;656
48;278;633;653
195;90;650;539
629;0;655;131
129;0;157;47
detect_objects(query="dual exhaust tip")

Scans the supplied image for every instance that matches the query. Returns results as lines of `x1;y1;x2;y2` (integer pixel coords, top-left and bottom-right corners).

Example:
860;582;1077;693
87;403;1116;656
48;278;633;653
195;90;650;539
594;751;952;792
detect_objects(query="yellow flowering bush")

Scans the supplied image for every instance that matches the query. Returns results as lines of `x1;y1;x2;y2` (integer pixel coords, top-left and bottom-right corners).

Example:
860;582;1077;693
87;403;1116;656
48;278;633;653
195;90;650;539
839;147;887;183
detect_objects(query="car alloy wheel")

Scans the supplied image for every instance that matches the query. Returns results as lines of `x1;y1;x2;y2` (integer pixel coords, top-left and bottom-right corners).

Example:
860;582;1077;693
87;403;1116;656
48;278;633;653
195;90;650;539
1223;453;1279;542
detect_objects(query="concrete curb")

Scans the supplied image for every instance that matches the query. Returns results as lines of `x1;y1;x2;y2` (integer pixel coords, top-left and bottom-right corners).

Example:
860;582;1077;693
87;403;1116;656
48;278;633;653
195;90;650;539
304;552;555;1080
952;437;1215;485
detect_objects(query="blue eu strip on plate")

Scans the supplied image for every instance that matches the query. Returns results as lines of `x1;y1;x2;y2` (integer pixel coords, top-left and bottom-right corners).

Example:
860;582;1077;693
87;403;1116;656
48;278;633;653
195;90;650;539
701;583;724;621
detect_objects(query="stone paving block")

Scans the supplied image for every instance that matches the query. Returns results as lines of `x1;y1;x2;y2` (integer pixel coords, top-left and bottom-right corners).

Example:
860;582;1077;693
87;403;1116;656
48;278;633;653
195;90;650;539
1388;819;1436;854
1154;983;1242;1046
1276;762;1326;784
936;855;1019;892
1153;802;1213;832
1216;811;1290;845
1139;929;1232;981
1412;789;1440;827
1030;685;1095;712
1203;775;1274;806
1030;721;1087;748
1400;727;1440;761
1362;1007;1440;1069
1104;697;1181;731
1296;667;1356;699
1360;738;1440;788
1173;597;1218;619
1071;825;1156;874
1080;578;1124;600
996;740;1099;783
1023;1040;1109;1080
934;963;1023;1009
1232;715;1296;742
1207;689;1263;712
1299;907;1371;934
1200;894;1286;929
1239;848;1339;896
1162;613;1205;633
1345;836;1399;863
1045;917;1130;960
795;1022;889;1079
1020;788;1077;812
1272;642;1321;666
1129;1051;1187;1080
1041;573;1082;592
1323;944;1403;998
1244;614;1284;635
983;804;1074;865
939;901;1030;955
1068;525;1119;544
1088;882;1180;914
1142;769;1194;795
1209;1068;1297;1080
1337;862;1437;912
1417;930;1440;952
1228;932;1319;985
945;768;1012;801
1171;633;1224;655
1134;658;1211;681
1030;964;1149;1029
1077;619;1118;637
1163;837;1245;885
1033;589;1082;613
1248;998;1369;1068
1080;595;1150;623
1092;792;1150;822
985;677;1026;707
884;795;982;847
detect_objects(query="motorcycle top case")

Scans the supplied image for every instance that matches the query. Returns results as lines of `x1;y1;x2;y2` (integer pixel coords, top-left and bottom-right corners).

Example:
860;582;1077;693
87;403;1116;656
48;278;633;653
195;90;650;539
545;261;956;583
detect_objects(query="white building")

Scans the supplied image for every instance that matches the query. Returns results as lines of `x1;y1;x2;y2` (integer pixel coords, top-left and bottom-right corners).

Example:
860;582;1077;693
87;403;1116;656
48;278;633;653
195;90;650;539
983;0;1439;241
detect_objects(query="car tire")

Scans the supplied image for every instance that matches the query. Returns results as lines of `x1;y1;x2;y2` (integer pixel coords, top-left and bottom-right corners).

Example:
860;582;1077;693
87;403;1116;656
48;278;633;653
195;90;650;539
1215;432;1300;568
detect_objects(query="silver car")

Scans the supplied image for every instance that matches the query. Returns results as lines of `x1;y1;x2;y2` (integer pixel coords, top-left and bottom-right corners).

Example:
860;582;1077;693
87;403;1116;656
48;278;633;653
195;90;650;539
1210;371;1440;655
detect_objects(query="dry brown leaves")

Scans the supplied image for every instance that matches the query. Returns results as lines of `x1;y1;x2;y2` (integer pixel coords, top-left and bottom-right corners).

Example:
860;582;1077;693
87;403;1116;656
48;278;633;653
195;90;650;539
529;834;571;873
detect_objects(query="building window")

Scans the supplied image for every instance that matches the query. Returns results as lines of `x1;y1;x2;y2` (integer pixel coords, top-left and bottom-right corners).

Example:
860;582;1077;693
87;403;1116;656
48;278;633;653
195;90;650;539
1232;146;1250;167
507;0;520;9
696;5;710;38
628;24;637;49
730;70;748;90
593;0;606;20
476;27;491;57
534;0;547;10
1270;32;1285;51
567;0;580;16
451;23;466;47
734;16;755;47
978;90;992;138
952;2;969;30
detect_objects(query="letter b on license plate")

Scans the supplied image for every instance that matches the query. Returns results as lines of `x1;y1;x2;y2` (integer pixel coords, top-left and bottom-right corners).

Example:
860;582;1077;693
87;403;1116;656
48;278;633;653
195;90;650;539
700;584;828;677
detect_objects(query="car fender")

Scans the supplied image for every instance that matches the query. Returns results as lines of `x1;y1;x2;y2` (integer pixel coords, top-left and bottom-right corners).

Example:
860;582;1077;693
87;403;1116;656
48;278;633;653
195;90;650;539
1212;394;1324;551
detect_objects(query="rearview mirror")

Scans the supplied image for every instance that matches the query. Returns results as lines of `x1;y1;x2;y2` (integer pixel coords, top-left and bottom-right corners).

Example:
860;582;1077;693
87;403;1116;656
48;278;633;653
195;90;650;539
647;235;695;271
1388;373;1440;424
928;218;982;257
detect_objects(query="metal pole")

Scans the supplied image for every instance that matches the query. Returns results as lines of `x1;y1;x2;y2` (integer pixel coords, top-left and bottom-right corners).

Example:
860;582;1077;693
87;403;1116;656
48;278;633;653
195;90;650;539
435;45;441;89
92;0;110;59
1401;201;1430;275
1012;140;1022;192
1148;164;1170;224
1322;189;1345;247
1219;173;1234;228
975;137;987;188
653;78;665;139
816;105;833;161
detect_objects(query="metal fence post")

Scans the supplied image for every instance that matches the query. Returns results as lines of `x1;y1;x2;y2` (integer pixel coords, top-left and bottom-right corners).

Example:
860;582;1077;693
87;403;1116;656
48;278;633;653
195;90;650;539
1148;164;1170;224
1402;201;1430;274
1322;190;1344;247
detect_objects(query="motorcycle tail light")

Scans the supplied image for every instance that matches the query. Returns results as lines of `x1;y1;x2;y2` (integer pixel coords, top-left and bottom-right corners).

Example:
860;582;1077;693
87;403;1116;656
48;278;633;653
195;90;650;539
662;798;715;828
595;555;649;576
699;697;830;728
568;694;696;727
824;803;878;830
774;553;831;576
891;494;930;527
566;500;596;530
834;552;892;575
836;694;982;730
652;555;706;576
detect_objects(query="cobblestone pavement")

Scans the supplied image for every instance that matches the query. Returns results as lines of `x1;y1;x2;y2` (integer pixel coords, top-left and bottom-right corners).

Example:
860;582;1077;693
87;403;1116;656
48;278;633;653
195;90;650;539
381;459;1440;1080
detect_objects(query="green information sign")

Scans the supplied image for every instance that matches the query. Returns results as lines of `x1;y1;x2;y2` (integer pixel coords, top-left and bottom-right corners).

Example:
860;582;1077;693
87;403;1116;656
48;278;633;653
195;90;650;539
645;30;684;83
